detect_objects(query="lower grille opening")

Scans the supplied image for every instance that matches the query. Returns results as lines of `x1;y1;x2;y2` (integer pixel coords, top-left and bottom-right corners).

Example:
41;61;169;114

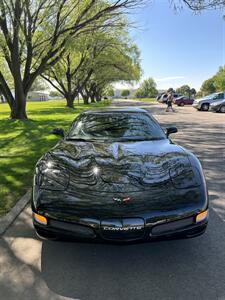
101;218;145;241
151;217;194;236
49;219;96;238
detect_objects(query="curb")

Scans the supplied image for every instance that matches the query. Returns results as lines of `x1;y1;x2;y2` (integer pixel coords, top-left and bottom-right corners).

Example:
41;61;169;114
0;189;32;236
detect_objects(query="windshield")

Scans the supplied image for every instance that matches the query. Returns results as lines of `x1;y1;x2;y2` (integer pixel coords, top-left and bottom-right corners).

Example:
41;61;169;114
204;93;217;99
67;112;166;142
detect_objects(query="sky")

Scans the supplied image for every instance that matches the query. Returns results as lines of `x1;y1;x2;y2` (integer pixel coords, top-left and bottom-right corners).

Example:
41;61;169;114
115;0;225;92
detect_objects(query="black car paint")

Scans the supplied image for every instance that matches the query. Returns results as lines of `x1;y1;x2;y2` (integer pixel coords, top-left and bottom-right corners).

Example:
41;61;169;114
32;108;208;242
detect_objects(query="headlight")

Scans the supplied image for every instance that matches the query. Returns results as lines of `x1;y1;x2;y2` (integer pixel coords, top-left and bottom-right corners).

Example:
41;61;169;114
34;159;69;191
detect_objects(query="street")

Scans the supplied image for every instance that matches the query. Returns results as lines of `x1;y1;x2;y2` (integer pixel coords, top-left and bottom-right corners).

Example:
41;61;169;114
1;99;225;300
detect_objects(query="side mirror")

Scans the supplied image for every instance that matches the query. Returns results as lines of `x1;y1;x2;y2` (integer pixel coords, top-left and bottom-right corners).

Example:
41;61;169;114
166;127;178;138
51;128;65;138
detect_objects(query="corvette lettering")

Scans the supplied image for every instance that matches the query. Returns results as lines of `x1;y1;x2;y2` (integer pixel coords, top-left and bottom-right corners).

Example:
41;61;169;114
103;226;143;231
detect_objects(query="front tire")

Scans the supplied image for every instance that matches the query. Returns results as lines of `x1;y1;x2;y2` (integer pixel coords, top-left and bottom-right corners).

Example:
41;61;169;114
201;103;209;111
180;102;185;107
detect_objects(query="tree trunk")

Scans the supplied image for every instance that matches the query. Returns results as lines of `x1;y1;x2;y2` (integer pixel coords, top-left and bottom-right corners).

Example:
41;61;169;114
90;94;95;103
83;95;89;104
80;90;89;104
10;85;27;120
66;94;74;109
95;91;102;102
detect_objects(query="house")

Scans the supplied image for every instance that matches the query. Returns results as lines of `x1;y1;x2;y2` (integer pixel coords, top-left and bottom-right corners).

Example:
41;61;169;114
27;91;49;102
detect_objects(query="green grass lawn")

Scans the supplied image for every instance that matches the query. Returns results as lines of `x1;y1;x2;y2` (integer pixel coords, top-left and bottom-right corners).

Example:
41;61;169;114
0;99;110;216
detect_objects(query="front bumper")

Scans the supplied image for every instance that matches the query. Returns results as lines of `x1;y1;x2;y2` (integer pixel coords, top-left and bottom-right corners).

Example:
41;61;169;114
192;102;201;109
33;212;208;243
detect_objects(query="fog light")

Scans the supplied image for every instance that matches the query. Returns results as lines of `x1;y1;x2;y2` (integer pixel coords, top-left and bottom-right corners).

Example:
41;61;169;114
196;210;208;223
34;213;48;225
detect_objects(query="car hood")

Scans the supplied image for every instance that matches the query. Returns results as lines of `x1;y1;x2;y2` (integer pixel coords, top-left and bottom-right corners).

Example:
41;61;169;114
43;139;192;192
34;139;205;218
195;96;213;102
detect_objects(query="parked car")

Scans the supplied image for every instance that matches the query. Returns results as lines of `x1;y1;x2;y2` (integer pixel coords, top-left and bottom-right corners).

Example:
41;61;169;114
156;93;164;101
158;93;180;104
157;93;167;103
193;92;225;111
174;96;194;106
209;99;225;113
32;108;208;243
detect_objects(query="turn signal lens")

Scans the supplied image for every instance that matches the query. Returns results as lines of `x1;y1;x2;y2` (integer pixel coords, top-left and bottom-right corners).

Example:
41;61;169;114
34;213;47;225
196;210;208;223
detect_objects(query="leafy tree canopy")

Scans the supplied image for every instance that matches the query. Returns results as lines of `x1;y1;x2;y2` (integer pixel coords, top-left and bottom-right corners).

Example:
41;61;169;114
0;0;144;119
174;0;225;10
176;85;196;97
213;66;225;91
136;78;158;98
30;78;48;91
121;89;130;97
42;23;141;106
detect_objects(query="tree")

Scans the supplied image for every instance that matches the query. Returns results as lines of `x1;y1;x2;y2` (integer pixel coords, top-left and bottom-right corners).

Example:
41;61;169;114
43;25;141;107
49;90;62;98
196;90;203;98
173;0;225;10
103;85;114;97
213;66;225;91
176;85;196;98
200;78;216;95
79;38;141;104
190;88;197;96
0;0;144;119
198;65;225;96
176;85;191;96
121;89;130;97
42;37;94;108
183;1;225;10
136;78;158;98
30;78;47;91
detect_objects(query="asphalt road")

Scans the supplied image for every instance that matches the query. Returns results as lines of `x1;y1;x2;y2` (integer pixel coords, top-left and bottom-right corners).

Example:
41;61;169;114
1;100;225;300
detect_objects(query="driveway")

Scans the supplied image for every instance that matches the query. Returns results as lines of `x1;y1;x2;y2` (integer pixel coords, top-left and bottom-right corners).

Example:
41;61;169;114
1;99;225;300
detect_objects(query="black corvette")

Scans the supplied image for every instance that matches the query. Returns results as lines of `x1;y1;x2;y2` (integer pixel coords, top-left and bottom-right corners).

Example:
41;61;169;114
32;108;208;242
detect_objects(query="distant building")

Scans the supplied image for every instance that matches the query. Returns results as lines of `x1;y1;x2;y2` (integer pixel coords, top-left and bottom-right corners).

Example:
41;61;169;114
27;91;49;102
1;91;49;103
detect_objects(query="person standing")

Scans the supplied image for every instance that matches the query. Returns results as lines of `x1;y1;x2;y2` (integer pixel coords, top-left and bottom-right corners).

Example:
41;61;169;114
166;91;175;112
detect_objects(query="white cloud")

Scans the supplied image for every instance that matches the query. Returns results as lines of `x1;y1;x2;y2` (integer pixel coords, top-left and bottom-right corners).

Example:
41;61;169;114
155;76;185;82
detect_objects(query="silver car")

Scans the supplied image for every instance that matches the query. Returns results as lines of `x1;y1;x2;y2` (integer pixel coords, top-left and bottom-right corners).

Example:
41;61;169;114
193;92;225;111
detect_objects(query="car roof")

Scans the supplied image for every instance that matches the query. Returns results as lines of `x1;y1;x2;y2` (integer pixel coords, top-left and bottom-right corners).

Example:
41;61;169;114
82;107;148;114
